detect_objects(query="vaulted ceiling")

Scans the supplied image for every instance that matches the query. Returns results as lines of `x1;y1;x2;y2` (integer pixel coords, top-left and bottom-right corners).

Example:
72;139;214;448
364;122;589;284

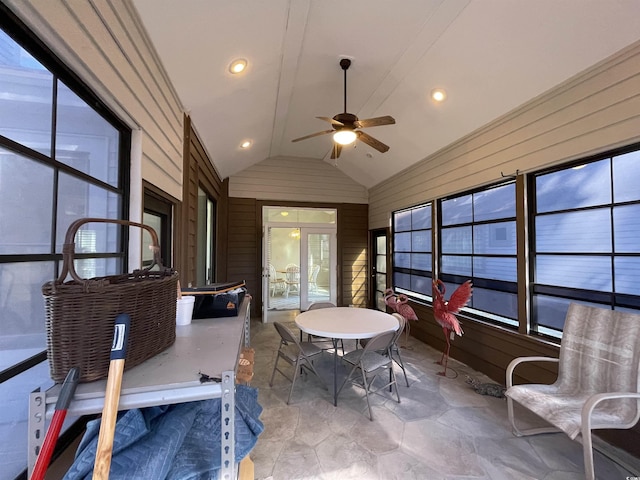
131;0;640;189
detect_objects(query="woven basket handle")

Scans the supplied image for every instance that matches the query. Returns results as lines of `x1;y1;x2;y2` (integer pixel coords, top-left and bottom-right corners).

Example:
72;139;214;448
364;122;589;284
58;217;165;284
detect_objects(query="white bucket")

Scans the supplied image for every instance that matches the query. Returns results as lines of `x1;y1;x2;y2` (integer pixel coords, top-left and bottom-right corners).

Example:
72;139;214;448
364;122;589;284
176;296;195;326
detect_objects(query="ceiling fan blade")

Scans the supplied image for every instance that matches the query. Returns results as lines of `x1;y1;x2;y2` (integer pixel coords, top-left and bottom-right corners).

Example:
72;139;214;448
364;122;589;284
357;131;390;153
354;115;396;129
291;130;334;143
330;143;342;159
317;116;344;126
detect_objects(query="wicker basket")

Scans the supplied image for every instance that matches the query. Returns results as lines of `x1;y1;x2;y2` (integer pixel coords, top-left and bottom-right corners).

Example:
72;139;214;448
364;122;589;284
42;218;179;383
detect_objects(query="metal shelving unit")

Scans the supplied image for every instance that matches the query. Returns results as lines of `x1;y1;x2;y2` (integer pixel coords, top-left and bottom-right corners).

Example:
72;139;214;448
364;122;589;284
28;297;251;479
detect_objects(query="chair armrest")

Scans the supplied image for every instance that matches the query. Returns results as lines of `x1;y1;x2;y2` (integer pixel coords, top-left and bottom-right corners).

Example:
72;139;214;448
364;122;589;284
582;391;640;433
506;356;559;388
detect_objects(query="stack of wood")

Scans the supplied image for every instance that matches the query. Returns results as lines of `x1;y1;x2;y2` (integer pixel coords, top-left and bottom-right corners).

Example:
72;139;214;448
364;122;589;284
236;347;255;385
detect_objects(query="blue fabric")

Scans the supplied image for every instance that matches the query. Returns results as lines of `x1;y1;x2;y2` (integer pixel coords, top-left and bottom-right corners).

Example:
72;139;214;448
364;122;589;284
63;385;263;480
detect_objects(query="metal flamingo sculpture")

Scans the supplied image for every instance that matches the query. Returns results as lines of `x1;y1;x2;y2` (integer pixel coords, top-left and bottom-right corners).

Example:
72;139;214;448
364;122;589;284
396;294;418;348
432;279;472;376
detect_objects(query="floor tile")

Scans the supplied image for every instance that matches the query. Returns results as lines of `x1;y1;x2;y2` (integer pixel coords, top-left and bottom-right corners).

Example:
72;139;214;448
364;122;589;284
251;311;640;480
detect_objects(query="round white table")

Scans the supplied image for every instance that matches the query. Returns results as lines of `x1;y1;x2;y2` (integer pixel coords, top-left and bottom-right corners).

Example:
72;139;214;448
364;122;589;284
295;307;399;406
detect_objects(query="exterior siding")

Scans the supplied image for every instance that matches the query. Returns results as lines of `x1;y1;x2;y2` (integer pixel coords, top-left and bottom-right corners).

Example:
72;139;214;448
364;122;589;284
229;156;368;203
4;0;184;200
369;40;640;229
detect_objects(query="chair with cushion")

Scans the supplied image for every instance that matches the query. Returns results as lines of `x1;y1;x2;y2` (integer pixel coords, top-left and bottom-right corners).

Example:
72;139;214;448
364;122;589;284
337;329;400;421
268;263;285;297
308;264;320;292
283;264;300;298
360;313;409;387
269;321;326;404
505;303;640;480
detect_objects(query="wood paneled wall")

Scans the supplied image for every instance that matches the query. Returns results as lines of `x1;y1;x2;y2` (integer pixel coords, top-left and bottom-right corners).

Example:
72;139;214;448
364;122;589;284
179;115;224;287
225;198;259;310
338;204;369;307
229;156;368;204
232;200;369;317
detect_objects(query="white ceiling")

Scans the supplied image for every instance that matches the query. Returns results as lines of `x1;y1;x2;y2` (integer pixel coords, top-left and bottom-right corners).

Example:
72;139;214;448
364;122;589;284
131;0;640;189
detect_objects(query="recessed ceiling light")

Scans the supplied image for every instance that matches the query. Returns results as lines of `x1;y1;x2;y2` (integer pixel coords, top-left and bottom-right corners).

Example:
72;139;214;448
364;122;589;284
240;140;252;149
431;88;447;102
229;58;247;74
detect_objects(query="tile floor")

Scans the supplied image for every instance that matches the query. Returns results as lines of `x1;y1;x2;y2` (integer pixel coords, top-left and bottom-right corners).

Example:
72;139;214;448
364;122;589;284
248;310;640;480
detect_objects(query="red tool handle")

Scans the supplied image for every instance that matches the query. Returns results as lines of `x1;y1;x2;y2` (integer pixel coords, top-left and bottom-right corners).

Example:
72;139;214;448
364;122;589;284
30;367;80;480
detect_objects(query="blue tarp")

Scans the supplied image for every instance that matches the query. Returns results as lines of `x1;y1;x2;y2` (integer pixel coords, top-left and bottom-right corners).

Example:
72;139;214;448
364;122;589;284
64;384;264;480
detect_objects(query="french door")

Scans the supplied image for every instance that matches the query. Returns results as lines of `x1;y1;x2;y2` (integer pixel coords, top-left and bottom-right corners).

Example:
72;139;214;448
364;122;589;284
262;225;336;322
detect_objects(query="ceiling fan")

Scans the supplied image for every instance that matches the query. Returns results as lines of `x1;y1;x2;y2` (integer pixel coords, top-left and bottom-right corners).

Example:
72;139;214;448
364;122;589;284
292;58;395;159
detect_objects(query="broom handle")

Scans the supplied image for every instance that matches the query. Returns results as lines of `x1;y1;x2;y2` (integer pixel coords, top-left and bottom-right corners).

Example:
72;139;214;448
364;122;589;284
92;314;130;480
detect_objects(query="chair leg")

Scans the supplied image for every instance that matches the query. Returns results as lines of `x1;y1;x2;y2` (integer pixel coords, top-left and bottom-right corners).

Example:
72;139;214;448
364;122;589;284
361;368;374;421
287;358;302;405
390;368;400;404
392;346;410;387
337;364;357;397
269;348;282;387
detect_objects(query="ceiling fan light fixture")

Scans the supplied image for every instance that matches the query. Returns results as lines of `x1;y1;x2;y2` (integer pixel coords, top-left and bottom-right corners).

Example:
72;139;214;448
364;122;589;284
431;88;447;102
333;129;357;145
229;58;247;74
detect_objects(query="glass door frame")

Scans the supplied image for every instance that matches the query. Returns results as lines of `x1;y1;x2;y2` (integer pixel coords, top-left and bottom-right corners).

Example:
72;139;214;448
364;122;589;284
370;227;390;311
262;213;337;323
300;227;337;310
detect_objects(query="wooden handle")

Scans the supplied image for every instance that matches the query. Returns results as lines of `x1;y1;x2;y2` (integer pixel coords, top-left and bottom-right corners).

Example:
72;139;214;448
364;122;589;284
92;314;130;480
92;359;125;479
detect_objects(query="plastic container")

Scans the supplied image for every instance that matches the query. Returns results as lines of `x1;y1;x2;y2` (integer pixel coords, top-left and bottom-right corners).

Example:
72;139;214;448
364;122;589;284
176;296;195;326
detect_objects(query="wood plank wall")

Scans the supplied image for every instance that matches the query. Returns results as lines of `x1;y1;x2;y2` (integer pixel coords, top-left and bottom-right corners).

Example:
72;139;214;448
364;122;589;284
229;156;368;204
338;204;369;307
179;115;224;287
232;200;369;316
225;198;259;313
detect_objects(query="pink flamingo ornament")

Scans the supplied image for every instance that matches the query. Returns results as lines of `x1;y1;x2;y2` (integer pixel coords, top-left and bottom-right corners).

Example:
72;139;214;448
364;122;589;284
383;288;399;312
432;279;472;376
396;294;418;348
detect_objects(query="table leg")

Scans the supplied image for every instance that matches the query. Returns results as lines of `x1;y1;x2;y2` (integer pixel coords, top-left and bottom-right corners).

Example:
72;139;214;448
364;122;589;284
332;338;338;406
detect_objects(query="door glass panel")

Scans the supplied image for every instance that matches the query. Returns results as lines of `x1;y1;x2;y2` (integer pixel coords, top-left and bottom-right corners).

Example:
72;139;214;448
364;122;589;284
265;227;300;312
142;212;162;268
373;231;387;311
307;233;331;304
197;188;215;285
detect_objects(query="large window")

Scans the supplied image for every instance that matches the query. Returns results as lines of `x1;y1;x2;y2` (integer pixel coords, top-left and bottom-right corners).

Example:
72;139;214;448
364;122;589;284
531;150;640;336
439;182;517;325
390;144;640;339
0;13;129;479
392;203;432;300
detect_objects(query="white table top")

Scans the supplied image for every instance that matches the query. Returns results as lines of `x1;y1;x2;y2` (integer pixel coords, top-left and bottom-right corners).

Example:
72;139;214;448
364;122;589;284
295;307;398;340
